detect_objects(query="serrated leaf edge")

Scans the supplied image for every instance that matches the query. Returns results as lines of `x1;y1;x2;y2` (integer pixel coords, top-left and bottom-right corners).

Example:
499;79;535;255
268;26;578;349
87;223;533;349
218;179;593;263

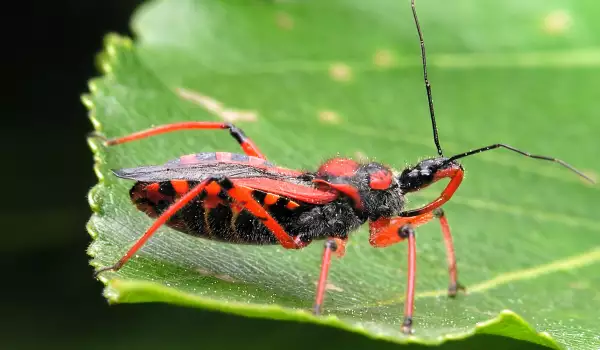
104;277;561;348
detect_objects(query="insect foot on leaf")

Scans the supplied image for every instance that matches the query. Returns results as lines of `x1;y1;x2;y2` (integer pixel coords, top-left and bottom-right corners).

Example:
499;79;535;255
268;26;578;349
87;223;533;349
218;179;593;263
398;224;417;335
87;131;109;144
448;282;466;298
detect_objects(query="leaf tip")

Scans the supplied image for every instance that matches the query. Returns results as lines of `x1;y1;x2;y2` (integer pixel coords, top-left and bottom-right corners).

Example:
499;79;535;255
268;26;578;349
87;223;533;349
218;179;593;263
475;309;562;349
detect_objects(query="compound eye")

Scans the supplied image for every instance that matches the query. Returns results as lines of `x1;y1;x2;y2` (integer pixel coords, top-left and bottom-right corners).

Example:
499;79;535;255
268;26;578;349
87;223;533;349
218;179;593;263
369;169;393;190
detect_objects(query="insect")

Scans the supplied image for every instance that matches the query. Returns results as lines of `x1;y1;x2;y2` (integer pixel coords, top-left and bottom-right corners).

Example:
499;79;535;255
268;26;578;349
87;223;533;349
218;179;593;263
92;0;594;334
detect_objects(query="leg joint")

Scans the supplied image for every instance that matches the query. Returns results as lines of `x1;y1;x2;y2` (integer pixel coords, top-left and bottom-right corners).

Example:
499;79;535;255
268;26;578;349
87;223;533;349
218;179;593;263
433;207;445;218
325;238;338;252
398;224;415;239
225;123;247;144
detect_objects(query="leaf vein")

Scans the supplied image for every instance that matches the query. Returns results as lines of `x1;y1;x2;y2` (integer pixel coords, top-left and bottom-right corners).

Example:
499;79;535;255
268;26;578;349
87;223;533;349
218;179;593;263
344;246;600;310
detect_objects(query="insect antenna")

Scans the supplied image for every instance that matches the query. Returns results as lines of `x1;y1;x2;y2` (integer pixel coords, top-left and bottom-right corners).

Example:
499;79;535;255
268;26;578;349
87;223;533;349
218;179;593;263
411;1;592;184
447;144;595;184
411;0;443;157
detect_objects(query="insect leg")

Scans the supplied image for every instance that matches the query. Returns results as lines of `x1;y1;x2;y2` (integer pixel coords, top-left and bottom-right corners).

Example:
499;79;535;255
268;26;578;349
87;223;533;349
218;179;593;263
368;218;420;333
370;210;465;298
313;238;347;315
368;212;433;248
94;177;214;277
433;208;465;297
94;176;306;277
93;121;266;158
369;220;418;334
399;224;416;335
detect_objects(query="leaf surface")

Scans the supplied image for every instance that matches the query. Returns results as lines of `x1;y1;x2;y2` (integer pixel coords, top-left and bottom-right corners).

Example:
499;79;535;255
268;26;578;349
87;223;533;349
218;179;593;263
85;0;600;348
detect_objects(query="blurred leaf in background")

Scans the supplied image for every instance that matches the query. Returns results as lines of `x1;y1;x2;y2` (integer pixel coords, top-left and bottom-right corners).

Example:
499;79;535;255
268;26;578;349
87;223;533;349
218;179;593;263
85;0;600;349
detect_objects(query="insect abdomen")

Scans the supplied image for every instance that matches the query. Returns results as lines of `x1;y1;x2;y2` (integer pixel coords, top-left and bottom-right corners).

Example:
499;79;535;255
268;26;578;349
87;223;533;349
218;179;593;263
129;181;307;244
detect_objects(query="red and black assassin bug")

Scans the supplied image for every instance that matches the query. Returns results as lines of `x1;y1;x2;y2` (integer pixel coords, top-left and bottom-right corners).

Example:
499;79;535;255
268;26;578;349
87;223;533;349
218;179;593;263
93;0;594;334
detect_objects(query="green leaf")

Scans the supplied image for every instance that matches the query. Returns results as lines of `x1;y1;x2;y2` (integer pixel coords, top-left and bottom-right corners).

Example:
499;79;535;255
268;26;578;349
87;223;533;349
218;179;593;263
85;0;600;348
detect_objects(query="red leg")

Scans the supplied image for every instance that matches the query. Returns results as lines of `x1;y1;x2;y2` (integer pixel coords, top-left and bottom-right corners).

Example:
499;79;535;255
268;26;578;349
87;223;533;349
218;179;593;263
313;238;347;315
94;178;214;276
400;225;416;334
369;212;433;248
369;219;414;334
94;121;265;159
370;210;465;297
401;165;464;217
369;209;467;333
433;208;465;297
369;218;421;334
94;176;304;277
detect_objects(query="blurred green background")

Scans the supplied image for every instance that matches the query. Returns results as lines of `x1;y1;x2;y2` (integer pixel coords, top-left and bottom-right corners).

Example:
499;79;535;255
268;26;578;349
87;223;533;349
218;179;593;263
2;1;594;349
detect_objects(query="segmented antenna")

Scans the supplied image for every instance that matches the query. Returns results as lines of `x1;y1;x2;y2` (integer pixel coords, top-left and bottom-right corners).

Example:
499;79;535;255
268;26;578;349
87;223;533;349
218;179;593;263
410;1;592;184
448;144;595;183
411;0;443;156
